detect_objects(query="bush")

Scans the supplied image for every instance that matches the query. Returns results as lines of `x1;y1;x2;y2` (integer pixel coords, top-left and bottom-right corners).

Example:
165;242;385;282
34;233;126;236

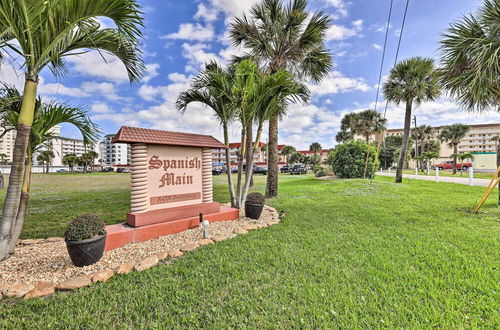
315;169;327;177
246;192;265;205
312;164;323;173
64;214;106;241
327;140;379;179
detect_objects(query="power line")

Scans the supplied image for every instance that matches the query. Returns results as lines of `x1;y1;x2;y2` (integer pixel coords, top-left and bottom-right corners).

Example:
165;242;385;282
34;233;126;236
373;0;394;112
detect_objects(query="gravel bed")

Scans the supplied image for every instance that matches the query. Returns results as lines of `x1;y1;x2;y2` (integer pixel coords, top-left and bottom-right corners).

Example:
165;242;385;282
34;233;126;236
0;205;278;286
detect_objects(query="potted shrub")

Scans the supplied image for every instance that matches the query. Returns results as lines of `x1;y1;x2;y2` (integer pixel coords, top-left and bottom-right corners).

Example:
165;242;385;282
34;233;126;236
245;192;265;220
65;214;107;267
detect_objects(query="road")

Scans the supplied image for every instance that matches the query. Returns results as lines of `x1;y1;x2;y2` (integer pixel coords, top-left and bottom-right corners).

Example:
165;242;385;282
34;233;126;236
377;171;493;187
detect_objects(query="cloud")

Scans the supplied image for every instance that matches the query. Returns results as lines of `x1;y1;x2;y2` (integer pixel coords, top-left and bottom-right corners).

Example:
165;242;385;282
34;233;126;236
80;81;126;101
194;3;219;22
322;0;349;17
326;20;363;41
91;102;113;113
142;63;160;83
372;43;382;50
308;71;371;96
40;82;90;98
0;62;24;89
162;23;215;42
181;43;222;72
67;52;129;83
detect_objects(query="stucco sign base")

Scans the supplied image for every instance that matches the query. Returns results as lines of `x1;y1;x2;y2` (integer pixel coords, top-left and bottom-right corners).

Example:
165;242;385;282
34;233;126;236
104;206;239;251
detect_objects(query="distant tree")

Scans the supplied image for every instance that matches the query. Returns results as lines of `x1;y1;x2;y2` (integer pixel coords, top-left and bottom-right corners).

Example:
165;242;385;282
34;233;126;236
337;113;361;142
80;151;99;172
37;150;55;174
289;152;304;165
439;0;499;112
309;142;322;157
327;140;378;179
280;145;296;164
451;152;475;176
379;135;403;169
411;125;435;168
439;124;470;174
62;153;79;173
383;57;441;183
356;110;387;143
335;129;351;143
420;151;439;174
0;154;8;165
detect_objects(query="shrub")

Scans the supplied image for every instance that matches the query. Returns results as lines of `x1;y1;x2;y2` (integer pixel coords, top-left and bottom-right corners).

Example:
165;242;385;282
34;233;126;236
246;192;265;205
312;164;323;173
327;140;379;179
64;214;106;241
315;169;327;177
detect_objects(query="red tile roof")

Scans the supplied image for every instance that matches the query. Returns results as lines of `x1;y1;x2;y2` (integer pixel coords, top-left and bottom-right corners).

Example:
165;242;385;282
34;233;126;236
298;149;329;155
112;126;227;149
228;142;266;148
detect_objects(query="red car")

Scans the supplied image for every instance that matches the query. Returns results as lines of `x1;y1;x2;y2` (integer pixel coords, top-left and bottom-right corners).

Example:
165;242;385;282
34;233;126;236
434;161;472;171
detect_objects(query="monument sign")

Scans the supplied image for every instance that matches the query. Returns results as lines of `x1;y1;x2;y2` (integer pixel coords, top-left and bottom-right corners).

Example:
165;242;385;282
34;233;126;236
104;126;239;250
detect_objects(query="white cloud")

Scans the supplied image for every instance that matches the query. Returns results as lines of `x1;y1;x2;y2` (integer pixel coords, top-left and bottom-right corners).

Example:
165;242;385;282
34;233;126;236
91;102;113;113
308;71;370;96
181;43;222;72
40;82;90;98
138;85;161;102
80;81;126;101
162;23;215;42
323;0;348;17
0;62;24;89
168;72;189;83
372;43;382;50
67;52;129;83
194;3;219;22
208;0;260;18
326;20;363;41
142;63;160;83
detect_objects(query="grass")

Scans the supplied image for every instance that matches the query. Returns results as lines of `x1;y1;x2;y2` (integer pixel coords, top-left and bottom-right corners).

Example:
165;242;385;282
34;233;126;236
401;169;496;179
0;173;499;327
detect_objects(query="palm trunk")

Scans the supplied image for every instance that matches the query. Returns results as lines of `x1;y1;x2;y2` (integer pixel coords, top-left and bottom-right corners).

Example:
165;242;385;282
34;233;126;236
223;125;236;208
395;100;412;183
236;128;247;208
266;116;279;198
245;121;254;189
8;157;32;254
0;79;37;260
0;173;4;189
452;145;458;175
241;123;264;207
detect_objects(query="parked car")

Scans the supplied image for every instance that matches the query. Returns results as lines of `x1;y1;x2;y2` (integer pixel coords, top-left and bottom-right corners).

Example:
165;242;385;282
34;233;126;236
100;167;114;172
56;169;68;173
280;165;290;173
116;167;130;173
290;164;307;175
434;161;472;171
212;166;223;175
253;166;268;175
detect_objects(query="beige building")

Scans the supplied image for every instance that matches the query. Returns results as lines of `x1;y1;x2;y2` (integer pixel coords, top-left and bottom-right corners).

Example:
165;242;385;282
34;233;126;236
212;142;266;165
386;123;500;169
0;125;16;163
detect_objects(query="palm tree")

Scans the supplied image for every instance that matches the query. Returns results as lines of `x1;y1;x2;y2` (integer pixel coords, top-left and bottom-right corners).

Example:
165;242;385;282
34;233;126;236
309;142;322;157
80;151;99;172
411;125;435;169
230;0;332;198
383;57;441;183
280;145;296;164
37;150;54;174
0;85;98;254
438;124;470;174
62;153;79;173
420;151;439;174
355;110;387;143
337;113;361;142
491;135;500;204
177;61;238;207
439;0;500;112
0;0;143;260
289;152;304;165
451;152;475;175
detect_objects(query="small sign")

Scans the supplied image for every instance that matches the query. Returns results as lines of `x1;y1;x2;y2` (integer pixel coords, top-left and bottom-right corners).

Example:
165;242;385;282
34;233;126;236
150;192;201;205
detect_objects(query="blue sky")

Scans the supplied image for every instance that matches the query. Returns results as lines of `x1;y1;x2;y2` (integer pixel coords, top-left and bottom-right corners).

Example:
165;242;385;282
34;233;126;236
1;0;498;150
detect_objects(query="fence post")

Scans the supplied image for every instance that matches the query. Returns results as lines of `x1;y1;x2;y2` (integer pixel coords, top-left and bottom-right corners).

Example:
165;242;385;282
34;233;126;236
469;167;474;186
415;167;418;176
435;167;439;182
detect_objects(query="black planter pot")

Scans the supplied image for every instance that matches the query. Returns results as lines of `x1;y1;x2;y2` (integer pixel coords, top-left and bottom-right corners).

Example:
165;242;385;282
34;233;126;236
65;234;107;267
245;202;264;220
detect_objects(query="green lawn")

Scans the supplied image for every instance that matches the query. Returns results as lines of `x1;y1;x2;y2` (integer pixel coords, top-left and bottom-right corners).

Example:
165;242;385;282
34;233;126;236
0;173;499;327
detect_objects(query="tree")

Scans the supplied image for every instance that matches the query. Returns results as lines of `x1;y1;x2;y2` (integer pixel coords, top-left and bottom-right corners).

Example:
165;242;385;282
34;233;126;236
438;124;470;174
451;152;475;175
411;125;435;168
37;150;54;174
63;154;79;173
379;135;403;169
0;0;144;260
355;110;387;143
288;152;304;165
280;145;296;164
383;57;441;183
0;154;7;165
491;135;500;204
337;113;361;142
327;140;378;179
420;151;439;174
439;0;500;112
80;151;99;172
0;86;98;254
230;0;332;198
309;142;322;157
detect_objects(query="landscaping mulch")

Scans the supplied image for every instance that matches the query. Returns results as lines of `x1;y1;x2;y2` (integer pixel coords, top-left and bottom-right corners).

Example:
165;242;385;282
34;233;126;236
0;205;278;287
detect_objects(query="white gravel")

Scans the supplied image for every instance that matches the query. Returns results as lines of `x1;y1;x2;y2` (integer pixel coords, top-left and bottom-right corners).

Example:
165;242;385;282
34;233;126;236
0;205;278;285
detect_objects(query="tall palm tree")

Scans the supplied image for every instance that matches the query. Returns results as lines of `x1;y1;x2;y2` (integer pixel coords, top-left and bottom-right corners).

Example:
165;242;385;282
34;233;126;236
37;150;54;174
383;57;441;183
438;123;470;174
439;0;499;112
0;0;143;260
0;86;98;253
411;124;435;169
309;142;322;157
177;61;238;207
355;110;387;143
230;0;332;198
280;145;296;164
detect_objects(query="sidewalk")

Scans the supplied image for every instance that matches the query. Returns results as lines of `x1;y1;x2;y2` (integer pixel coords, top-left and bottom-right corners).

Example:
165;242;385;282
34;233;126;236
377;171;492;187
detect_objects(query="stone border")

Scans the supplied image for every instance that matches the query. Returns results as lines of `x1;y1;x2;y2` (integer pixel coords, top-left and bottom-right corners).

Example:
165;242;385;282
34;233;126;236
0;206;280;301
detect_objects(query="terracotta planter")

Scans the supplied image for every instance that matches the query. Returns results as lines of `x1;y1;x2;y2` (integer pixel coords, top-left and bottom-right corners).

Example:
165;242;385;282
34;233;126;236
66;234;106;267
245;202;264;220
